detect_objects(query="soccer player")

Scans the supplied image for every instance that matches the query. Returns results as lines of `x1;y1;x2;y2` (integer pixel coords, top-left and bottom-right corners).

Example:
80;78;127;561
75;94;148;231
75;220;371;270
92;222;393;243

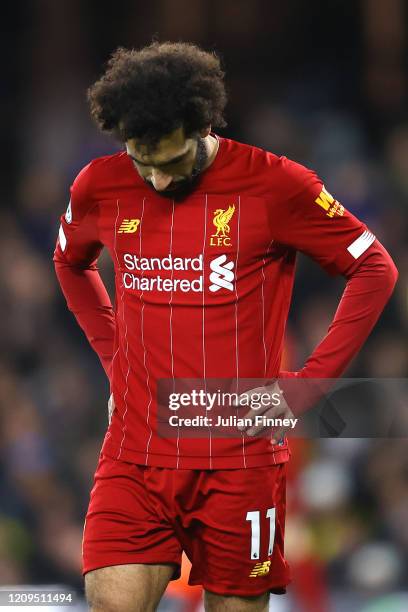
54;42;398;611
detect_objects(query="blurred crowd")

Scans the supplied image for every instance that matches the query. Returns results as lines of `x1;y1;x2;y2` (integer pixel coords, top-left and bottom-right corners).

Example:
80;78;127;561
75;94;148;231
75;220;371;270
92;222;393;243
1;1;407;611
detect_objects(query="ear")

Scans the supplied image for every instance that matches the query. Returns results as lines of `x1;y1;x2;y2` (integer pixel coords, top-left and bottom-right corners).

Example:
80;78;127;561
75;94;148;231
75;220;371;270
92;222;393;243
200;126;211;138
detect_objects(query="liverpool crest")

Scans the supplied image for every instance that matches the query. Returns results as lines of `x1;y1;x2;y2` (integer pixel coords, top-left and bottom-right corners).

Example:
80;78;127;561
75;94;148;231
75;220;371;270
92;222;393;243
210;205;235;247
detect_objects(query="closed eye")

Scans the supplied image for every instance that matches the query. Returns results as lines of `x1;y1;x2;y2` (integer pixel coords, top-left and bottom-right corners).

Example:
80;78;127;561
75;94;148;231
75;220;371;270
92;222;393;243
130;152;189;168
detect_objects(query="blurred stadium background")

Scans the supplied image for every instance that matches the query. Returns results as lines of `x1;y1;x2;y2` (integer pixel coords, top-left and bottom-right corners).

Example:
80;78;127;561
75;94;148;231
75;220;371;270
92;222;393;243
1;1;407;610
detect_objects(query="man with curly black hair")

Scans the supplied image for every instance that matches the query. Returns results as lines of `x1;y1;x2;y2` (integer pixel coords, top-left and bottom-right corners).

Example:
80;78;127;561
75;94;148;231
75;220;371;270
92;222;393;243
54;42;397;611
88;42;226;200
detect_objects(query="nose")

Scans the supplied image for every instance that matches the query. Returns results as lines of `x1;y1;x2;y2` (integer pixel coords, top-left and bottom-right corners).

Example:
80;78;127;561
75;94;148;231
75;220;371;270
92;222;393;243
150;168;173;191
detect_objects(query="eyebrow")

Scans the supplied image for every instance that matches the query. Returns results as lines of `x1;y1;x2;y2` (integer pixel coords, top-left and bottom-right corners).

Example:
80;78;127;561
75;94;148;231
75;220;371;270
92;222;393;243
128;150;189;168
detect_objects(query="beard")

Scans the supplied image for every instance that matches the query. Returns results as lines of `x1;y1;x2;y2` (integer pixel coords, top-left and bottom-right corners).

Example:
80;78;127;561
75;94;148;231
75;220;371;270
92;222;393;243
144;137;208;200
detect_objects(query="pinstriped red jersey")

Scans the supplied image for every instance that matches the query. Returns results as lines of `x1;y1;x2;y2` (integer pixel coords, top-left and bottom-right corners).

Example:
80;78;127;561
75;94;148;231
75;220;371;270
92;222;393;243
54;136;372;469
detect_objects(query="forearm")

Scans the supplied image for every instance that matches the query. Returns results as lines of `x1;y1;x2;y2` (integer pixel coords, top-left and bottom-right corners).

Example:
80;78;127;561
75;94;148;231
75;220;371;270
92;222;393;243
54;258;115;379
280;241;398;413
301;240;398;378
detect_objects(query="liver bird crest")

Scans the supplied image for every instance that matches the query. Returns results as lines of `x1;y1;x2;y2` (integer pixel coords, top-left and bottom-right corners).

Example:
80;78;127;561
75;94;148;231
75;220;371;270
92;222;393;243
212;205;235;237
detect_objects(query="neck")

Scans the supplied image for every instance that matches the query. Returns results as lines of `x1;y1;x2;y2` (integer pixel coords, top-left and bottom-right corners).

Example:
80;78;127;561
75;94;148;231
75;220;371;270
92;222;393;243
202;134;219;170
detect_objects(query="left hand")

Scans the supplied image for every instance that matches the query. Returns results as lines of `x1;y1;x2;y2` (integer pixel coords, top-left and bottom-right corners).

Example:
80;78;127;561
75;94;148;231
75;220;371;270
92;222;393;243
234;380;296;444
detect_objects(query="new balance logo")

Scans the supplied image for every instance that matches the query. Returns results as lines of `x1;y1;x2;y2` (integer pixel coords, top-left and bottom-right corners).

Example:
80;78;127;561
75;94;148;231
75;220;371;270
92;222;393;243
118;219;141;234
249;561;271;578
209;254;235;292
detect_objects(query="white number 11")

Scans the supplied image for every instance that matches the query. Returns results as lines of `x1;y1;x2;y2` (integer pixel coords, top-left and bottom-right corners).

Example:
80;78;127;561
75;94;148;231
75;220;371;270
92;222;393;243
246;508;276;560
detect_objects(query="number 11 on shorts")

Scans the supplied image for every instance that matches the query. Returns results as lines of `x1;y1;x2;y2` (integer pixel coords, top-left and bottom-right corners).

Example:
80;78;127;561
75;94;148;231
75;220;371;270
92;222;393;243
246;508;276;559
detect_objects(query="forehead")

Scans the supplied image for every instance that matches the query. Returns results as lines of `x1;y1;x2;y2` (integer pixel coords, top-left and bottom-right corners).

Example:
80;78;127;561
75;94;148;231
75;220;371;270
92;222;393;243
127;127;192;164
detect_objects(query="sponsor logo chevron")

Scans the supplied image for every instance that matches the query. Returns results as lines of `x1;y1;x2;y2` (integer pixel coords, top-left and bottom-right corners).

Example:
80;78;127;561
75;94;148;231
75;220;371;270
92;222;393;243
121;252;235;293
209;254;235;292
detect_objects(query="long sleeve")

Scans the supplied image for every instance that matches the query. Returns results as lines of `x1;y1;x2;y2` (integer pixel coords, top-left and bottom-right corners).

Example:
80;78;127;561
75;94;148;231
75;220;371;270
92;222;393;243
270;158;398;414
53;162;115;381
54;256;115;380
279;240;398;415
300;240;397;379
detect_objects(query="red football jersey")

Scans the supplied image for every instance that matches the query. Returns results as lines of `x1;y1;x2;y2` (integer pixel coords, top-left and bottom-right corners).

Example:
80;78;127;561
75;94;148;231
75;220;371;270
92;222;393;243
54;136;374;469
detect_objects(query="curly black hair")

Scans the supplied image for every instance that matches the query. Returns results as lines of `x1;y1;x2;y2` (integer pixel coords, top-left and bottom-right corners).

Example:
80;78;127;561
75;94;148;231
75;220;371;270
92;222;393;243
88;42;227;147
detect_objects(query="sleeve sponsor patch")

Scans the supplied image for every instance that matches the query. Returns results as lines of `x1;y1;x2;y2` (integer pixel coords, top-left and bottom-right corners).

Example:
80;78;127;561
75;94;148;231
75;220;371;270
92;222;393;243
314;186;345;218
347;230;376;259
65;199;72;224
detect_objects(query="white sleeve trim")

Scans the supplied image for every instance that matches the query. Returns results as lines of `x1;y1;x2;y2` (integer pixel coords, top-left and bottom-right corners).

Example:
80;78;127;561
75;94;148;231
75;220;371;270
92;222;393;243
58;224;67;252
347;230;375;259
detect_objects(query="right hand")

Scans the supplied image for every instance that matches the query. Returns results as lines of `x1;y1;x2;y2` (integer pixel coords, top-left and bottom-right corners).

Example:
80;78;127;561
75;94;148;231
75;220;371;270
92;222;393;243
108;393;115;424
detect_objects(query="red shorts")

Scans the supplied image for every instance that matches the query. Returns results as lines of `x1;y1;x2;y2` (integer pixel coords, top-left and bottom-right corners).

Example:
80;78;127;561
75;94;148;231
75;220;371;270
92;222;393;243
82;452;291;597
